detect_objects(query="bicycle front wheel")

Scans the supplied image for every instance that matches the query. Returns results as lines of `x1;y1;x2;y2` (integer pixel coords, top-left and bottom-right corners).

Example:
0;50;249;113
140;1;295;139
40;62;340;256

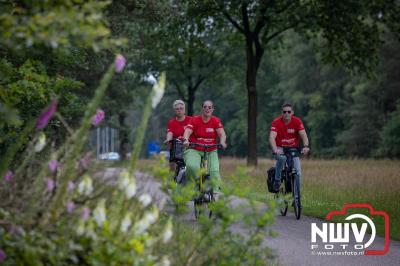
194;197;213;219
292;174;301;220
274;184;288;216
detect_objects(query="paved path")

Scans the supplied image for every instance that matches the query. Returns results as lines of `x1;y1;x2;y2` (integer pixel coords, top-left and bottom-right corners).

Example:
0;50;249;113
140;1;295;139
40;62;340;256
95;168;400;266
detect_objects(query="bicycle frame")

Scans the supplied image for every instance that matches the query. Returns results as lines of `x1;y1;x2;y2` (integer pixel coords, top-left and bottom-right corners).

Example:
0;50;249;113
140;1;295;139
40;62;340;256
276;147;302;219
198;148;211;193
189;143;222;218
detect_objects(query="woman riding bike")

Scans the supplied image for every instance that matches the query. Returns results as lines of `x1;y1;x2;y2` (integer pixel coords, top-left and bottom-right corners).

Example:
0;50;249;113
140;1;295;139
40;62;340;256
183;100;227;200
164;100;192;172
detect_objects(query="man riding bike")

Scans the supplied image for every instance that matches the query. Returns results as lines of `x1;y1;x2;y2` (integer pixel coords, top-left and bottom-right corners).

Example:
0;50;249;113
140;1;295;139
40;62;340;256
269;103;310;192
164;100;191;171
183;100;227;200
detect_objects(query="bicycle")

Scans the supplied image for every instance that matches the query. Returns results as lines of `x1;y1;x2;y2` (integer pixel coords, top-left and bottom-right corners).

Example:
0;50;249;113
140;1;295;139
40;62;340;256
188;143;222;219
273;147;302;220
168;139;186;185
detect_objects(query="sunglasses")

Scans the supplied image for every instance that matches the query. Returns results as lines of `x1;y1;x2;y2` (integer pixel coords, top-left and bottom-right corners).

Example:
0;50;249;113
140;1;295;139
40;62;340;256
203;106;213;109
282;110;292;114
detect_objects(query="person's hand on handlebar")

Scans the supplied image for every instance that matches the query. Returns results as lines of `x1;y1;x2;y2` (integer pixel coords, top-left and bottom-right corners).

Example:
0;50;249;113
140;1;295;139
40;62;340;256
273;147;283;155
183;138;190;147
301;146;310;155
220;141;227;149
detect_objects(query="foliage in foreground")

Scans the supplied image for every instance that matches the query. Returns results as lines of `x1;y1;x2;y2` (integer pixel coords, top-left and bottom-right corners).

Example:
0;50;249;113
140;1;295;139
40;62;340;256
0;56;276;265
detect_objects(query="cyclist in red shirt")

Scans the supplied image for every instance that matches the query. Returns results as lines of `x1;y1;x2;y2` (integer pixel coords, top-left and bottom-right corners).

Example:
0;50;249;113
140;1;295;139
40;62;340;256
269;103;310;192
165;100;191;170
183;100;227;199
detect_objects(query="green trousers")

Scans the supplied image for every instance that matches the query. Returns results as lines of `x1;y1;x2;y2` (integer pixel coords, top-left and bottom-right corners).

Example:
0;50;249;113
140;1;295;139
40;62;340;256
183;148;222;192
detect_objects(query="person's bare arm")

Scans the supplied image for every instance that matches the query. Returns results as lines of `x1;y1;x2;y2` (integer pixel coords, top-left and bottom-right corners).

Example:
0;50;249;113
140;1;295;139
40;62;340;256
183;128;193;147
299;129;310;154
269;131;281;154
216;128;227;149
164;132;173;143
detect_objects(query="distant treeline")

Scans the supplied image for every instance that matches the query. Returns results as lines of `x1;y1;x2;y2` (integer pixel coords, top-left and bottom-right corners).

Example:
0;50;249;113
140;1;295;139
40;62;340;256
155;32;400;158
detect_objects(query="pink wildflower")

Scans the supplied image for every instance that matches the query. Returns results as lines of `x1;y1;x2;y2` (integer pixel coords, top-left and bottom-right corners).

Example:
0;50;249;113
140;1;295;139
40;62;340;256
115;54;126;73
46;178;55;192
0;249;6;262
36;100;57;129
81;207;90;220
67;202;76;213
91;109;105;126
4;170;13;182
68;181;75;192
48;160;59;173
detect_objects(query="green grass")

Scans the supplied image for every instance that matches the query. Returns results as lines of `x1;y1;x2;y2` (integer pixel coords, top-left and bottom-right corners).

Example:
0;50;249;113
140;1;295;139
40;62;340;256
219;157;400;241
112;157;399;240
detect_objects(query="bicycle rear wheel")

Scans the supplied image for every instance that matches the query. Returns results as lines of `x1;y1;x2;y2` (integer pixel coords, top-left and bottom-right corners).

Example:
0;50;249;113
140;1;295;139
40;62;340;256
292;174;301;220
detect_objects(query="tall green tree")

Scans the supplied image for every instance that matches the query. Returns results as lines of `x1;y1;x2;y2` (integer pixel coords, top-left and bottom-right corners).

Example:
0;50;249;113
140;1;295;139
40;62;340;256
190;0;400;165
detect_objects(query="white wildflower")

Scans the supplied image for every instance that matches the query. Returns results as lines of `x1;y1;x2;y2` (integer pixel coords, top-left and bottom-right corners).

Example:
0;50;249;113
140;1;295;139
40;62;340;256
118;169;130;189
93;199;107;226
162;219;173;243
121;214;132;233
77;175;93;196
138;193;152;208
134;208;159;235
156;256;171;266
125;178;136;199
76;220;85;236
34;132;46;152
151;72;166;109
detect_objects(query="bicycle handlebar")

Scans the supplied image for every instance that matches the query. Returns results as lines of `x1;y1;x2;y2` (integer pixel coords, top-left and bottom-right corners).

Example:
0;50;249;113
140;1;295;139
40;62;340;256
189;142;223;151
272;147;308;156
167;138;183;144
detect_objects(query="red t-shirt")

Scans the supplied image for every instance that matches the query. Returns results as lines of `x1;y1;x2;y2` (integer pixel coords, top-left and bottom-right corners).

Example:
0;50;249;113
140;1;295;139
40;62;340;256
187;115;224;151
270;116;305;147
167;116;192;139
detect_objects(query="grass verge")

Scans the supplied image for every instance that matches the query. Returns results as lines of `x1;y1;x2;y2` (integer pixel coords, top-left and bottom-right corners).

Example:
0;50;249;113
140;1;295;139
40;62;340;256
219;157;400;241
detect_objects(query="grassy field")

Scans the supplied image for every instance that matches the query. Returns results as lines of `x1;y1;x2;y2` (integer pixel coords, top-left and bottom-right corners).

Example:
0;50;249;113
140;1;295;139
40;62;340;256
219;157;400;240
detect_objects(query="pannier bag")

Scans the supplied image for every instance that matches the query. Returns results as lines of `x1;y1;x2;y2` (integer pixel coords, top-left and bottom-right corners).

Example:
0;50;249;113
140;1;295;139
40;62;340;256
170;139;184;161
267;167;292;193
266;167;275;193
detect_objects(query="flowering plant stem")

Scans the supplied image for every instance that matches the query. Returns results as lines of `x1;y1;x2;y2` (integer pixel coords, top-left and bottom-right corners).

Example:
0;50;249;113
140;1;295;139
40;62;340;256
128;88;153;175
43;63;116;225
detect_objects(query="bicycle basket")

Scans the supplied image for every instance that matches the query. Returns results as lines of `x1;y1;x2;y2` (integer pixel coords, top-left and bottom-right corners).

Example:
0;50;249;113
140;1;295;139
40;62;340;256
170;140;184;161
266;167;275;193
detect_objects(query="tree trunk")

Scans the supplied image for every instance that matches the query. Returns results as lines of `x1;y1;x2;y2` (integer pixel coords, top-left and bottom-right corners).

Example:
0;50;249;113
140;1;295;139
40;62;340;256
246;57;258;166
245;37;263;166
118;111;129;160
187;86;195;116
